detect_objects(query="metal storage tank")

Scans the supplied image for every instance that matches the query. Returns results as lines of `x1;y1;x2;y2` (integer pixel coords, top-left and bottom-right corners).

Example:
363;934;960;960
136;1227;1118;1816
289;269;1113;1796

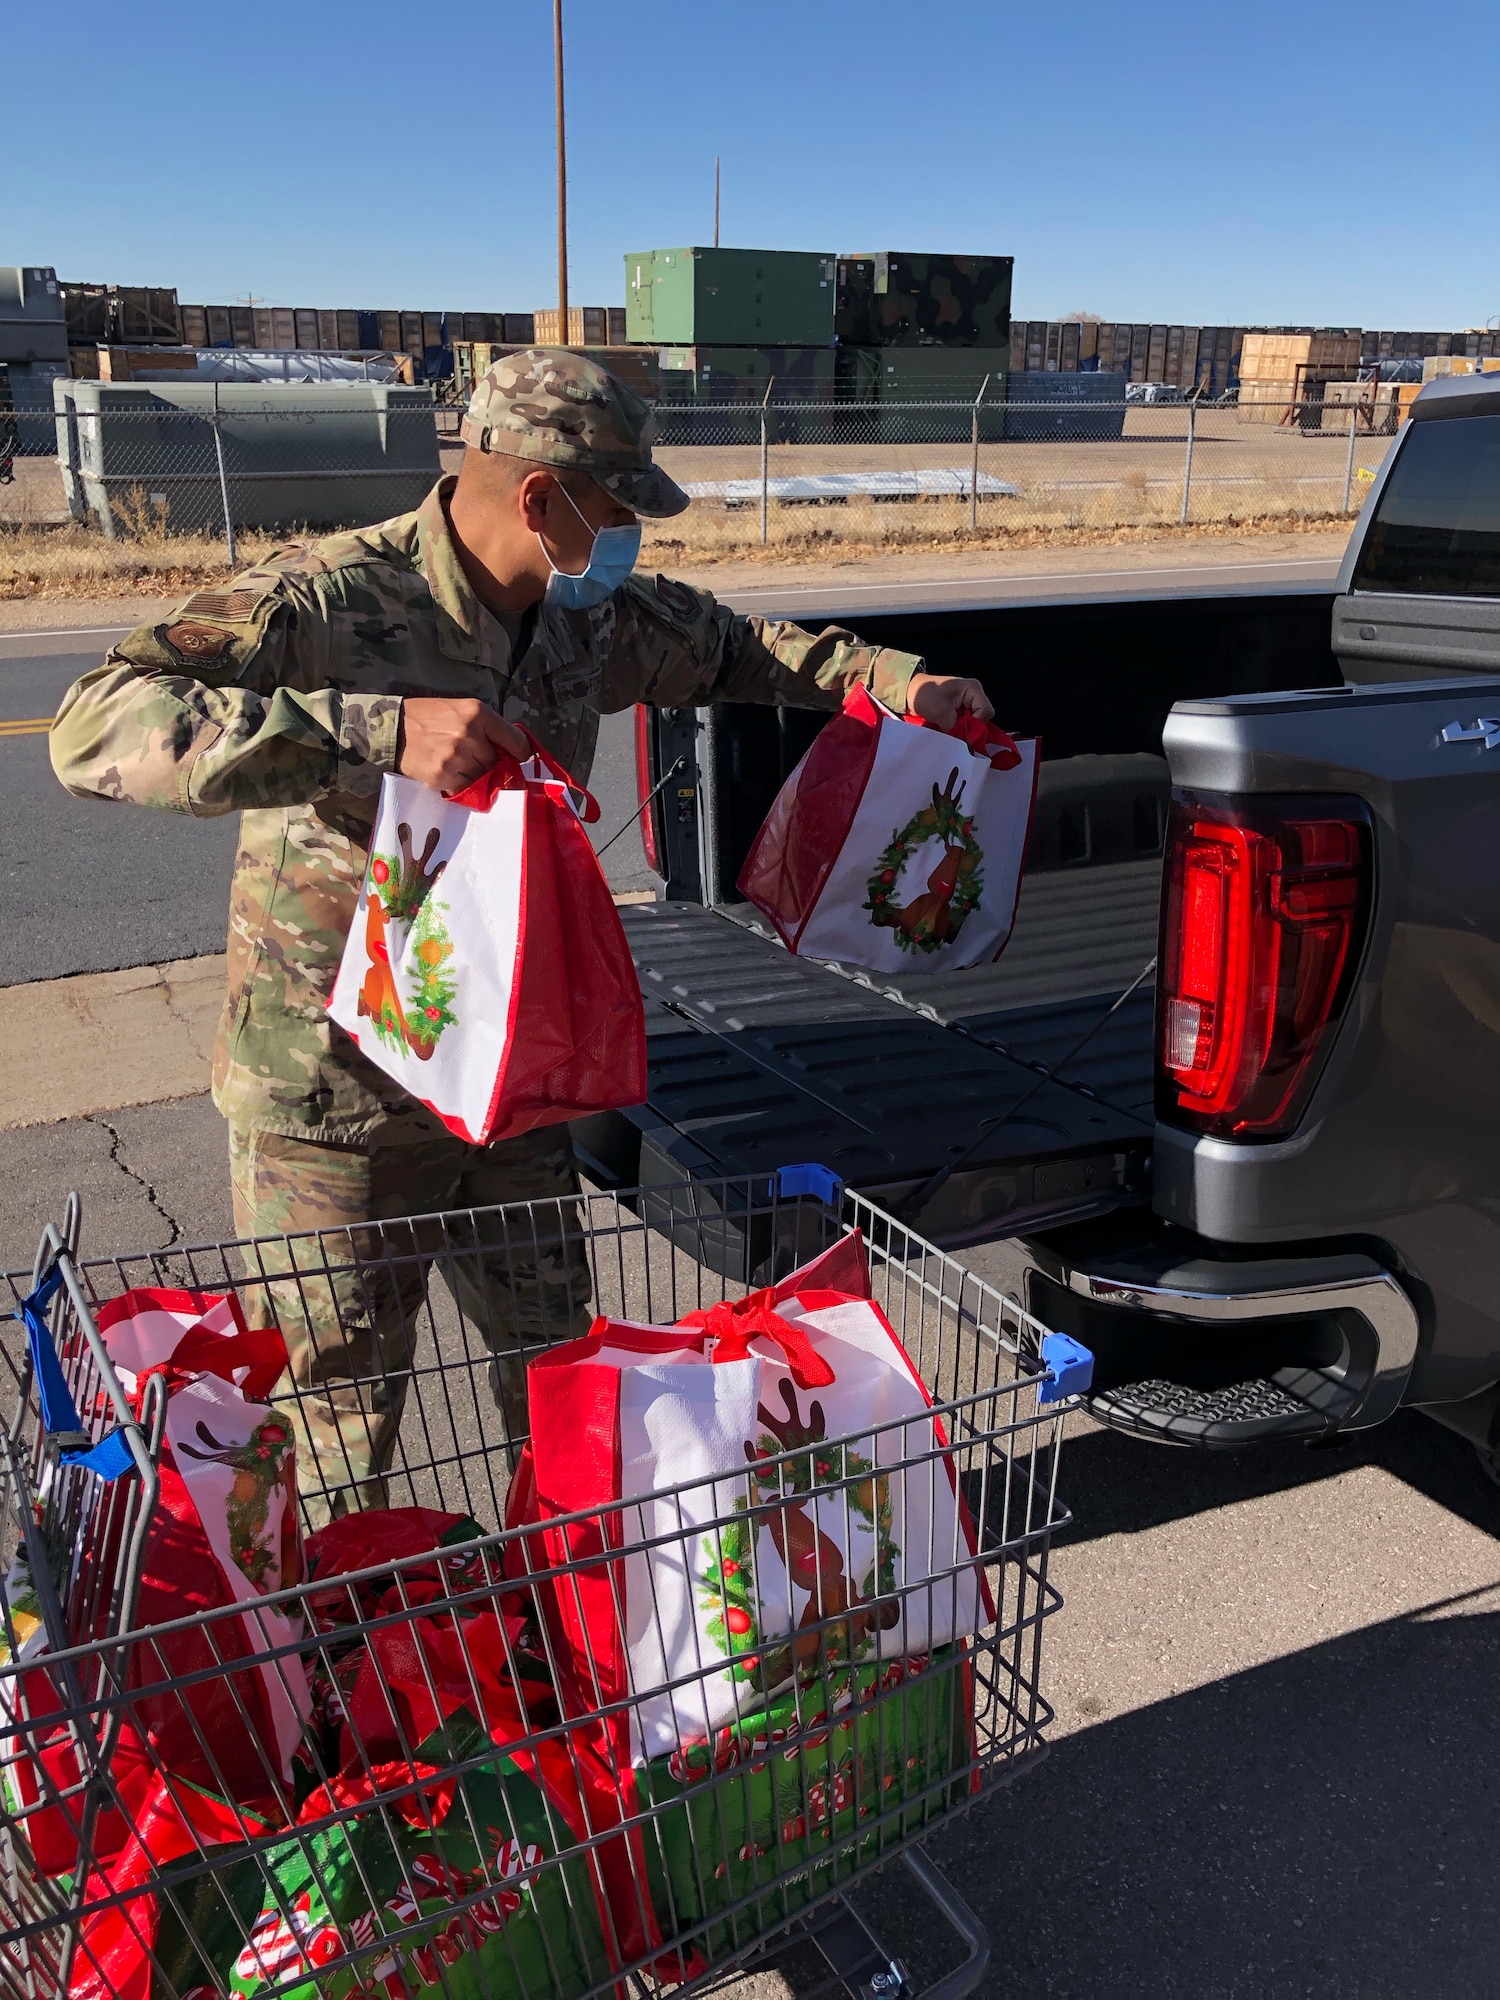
1;268;68;364
59;380;440;538
625;248;836;347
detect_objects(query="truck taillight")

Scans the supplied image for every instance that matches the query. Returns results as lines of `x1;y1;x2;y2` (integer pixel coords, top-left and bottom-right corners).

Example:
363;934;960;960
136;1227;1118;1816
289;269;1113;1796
634;704;661;875
1158;795;1371;1138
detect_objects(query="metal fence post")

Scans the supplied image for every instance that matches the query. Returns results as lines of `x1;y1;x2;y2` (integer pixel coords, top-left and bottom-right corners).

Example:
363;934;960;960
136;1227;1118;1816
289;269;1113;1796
211;389;237;570
759;378;774;547
1343;404;1359;513
1179;398;1196;527
970;372;990;532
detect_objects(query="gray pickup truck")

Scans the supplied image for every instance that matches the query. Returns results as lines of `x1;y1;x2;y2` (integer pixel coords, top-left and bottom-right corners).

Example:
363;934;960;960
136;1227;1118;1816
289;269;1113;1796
586;369;1500;1475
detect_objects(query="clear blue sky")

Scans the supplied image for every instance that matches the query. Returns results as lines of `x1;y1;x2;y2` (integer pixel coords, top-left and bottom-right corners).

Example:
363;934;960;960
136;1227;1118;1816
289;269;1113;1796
8;0;1496;329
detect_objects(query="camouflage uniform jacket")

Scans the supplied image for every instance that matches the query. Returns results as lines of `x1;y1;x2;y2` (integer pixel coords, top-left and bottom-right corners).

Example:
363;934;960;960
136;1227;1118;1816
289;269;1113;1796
51;477;926;1144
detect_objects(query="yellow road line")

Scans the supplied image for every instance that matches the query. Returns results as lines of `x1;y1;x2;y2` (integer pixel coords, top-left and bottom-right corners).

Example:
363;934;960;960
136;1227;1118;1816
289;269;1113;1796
0;719;53;736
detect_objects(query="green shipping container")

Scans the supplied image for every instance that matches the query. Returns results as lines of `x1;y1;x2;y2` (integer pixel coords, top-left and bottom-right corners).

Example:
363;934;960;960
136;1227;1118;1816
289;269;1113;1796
873;345;1009;443
653;345;836;444
625;248;836;347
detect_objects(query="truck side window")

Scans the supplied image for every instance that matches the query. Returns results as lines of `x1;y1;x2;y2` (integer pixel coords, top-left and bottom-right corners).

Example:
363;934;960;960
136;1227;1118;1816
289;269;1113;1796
1352;413;1500;597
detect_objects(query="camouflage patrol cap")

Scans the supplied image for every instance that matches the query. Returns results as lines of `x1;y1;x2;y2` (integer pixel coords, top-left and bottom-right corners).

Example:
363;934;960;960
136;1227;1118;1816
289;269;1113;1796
461;347;689;519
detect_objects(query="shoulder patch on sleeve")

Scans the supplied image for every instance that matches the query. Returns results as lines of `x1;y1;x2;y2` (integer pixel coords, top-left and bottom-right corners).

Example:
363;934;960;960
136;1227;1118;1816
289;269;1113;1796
157;620;238;665
654;574;703;618
630;572;709;628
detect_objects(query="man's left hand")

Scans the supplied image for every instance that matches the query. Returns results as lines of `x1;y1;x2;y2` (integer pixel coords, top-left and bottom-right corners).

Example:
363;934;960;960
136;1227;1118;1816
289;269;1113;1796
905;673;994;729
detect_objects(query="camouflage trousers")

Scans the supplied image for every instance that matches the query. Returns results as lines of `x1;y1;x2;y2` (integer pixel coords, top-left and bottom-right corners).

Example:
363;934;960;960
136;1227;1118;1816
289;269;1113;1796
228;1120;593;1523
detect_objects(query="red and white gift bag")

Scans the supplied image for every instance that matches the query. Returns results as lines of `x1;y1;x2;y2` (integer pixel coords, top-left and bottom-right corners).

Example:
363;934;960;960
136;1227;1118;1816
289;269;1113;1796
96;1288;312;1788
513;1234;989;1764
328;741;646;1145
738;683;1038;974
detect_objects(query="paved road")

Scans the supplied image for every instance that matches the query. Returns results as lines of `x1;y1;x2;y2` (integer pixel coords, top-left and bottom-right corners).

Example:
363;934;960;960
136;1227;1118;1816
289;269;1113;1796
0;623;651;985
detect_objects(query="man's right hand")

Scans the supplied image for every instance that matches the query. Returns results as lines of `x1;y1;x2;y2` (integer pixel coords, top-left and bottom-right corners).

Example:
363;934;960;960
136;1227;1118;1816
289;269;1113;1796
395;699;531;792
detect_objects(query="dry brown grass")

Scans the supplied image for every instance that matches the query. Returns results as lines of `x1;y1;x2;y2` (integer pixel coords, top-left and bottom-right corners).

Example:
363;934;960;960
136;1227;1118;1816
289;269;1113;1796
642;505;1355;570
0;519;282;601
2;502;1352;602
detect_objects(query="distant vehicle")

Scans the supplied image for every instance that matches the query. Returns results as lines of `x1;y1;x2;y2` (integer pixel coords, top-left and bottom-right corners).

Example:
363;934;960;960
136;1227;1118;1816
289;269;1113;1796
1125;381;1184;405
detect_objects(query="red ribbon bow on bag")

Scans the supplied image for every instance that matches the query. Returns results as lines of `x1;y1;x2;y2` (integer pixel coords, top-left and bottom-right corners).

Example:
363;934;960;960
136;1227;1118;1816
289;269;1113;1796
909;707;1022;770
128;1318;290;1410
679;1289;836;1389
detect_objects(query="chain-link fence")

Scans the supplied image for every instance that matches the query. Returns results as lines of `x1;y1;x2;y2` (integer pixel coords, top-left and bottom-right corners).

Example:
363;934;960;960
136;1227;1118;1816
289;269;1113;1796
1;390;1395;561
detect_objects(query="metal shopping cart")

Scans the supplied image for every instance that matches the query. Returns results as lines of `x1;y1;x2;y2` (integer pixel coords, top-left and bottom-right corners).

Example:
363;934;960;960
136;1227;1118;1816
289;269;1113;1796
0;1170;1091;2000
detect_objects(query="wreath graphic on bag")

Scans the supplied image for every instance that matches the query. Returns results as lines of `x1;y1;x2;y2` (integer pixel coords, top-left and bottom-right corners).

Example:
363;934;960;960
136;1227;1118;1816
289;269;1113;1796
863;766;984;955
357;822;458;1062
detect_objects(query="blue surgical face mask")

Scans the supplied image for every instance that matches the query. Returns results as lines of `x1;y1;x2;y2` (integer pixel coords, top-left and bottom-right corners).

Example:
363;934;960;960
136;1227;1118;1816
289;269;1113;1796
539;483;642;610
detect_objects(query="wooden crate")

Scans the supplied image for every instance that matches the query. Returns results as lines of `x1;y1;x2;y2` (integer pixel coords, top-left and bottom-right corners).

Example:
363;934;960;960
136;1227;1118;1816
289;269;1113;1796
97;347;200;382
533;307;610;345
336;310;361;349
179;306;209;347
316;310;340;349
1240;330;1361;379
1236;377;1300;424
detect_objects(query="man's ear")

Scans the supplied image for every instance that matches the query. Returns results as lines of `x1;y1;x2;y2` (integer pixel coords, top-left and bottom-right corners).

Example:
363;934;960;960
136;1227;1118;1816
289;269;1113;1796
517;468;556;532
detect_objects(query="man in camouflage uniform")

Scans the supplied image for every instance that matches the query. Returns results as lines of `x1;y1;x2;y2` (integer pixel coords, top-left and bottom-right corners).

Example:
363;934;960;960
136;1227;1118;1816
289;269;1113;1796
51;349;992;1517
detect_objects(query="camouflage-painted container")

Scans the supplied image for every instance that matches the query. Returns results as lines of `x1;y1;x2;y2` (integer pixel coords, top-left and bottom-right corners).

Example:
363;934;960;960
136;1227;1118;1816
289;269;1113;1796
834;258;878;344
838;253;1013;348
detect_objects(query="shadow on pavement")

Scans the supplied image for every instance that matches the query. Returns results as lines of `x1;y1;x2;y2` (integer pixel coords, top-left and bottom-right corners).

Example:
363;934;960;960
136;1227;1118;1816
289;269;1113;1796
856;1592;1497;1999
1053;1407;1500;1547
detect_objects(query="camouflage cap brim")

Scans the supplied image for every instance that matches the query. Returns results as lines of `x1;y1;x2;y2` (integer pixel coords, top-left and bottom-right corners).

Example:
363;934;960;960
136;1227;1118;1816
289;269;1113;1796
595;458;691;520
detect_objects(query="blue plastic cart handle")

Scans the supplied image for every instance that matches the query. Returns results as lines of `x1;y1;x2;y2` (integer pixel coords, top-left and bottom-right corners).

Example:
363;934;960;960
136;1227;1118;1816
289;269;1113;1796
776;1164;846;1209
1038;1331;1094;1405
14;1266;134;1481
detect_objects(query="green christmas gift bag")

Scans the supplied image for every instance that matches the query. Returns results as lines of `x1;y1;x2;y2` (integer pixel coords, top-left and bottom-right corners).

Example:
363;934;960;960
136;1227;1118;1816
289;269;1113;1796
228;1713;622;2000
634;1651;973;1968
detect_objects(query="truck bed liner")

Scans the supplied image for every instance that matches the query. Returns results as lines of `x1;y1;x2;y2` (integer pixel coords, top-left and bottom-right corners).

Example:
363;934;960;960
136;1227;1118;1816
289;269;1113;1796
580;875;1159;1246
721;855;1162;1119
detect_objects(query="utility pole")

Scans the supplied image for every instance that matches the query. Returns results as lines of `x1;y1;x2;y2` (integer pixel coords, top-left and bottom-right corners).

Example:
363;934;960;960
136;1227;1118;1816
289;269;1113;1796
714;157;721;248
554;0;569;337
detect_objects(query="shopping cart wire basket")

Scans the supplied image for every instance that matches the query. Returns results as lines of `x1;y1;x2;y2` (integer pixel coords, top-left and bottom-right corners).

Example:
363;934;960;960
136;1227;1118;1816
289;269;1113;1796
0;1169;1090;2000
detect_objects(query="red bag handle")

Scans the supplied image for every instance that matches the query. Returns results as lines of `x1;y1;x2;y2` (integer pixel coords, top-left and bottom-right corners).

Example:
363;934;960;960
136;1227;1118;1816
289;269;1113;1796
133;1319;290;1404
679;1291;836;1390
446;726;601;823
907;707;1022;770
